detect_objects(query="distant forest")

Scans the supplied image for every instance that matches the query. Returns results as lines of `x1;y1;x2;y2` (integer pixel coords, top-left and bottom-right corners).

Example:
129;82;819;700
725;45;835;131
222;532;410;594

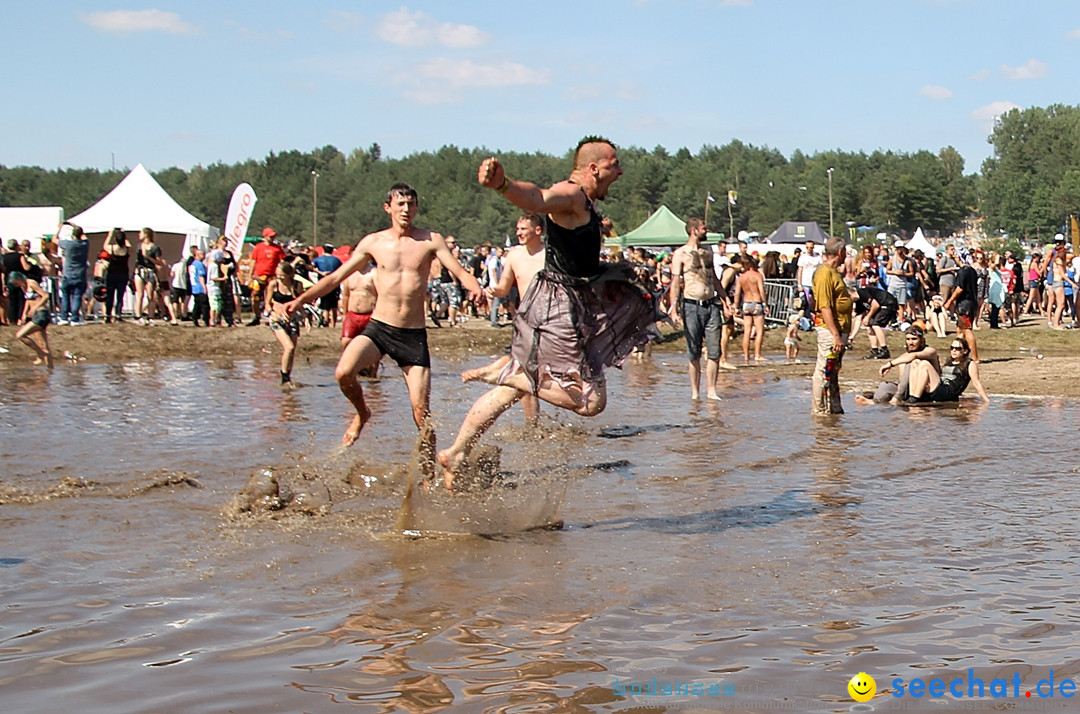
2;104;1079;247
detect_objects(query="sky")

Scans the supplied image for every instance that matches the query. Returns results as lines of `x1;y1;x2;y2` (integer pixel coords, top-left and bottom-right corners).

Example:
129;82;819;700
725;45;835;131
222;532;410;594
2;1;1079;176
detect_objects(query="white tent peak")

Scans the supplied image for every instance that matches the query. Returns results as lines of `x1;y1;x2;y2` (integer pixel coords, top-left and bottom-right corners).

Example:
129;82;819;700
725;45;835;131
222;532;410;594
68;163;220;263
71;163;217;237
906;227;936;255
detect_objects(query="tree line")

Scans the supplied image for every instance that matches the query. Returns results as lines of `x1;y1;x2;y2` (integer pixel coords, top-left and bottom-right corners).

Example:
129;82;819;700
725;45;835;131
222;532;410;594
2;104;1078;247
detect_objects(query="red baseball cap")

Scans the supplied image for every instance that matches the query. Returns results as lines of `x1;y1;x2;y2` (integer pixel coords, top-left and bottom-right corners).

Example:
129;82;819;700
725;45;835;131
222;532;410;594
262;227;277;239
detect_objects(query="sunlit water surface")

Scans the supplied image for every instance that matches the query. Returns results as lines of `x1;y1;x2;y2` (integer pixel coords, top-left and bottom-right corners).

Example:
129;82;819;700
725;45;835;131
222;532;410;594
1;353;1076;713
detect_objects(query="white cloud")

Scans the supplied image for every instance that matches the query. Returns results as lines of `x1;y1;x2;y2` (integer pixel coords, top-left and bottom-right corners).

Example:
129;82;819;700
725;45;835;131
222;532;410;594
413;58;549;88
719;0;753;6
1067;27;1080;39
920;84;954;100
968;68;992;81
437;22;488;48
393;58;549;104
80;9;197;35
971;100;1021;122
1000;59;1048;80
378;7;489;48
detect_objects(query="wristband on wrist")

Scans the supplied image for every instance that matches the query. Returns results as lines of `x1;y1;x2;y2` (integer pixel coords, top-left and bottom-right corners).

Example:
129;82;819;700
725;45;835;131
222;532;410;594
496;177;510;194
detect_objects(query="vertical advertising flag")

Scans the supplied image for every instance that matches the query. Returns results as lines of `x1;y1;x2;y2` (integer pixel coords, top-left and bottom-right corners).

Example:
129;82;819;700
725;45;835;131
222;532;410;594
224;183;258;256
728;190;738;206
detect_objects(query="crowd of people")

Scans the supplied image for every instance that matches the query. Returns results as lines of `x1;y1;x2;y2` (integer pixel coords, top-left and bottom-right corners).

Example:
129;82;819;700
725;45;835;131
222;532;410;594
4;138;1052;486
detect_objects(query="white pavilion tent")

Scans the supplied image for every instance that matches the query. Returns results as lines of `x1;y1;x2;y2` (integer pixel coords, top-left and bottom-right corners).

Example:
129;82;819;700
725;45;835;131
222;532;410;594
69;163;220;265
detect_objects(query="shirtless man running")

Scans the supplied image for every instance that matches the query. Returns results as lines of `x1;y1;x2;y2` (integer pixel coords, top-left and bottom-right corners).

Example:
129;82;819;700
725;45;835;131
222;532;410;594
469;212;548;423
284;183;482;453
733;255;768;362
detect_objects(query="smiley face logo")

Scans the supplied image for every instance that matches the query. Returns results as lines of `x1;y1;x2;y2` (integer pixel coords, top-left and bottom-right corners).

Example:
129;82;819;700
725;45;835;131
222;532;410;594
847;672;876;702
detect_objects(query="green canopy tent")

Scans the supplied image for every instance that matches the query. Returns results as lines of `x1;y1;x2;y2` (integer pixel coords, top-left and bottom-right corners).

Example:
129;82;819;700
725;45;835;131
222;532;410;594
604;205;724;249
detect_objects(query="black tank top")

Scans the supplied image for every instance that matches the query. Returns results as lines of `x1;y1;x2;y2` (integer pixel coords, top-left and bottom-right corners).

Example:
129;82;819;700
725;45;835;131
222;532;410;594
272;286;296;304
940;360;970;392
544;185;601;278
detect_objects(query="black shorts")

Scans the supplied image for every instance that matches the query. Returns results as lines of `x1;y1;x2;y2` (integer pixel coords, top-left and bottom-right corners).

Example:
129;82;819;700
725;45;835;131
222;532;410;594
362;319;430;368
923;381;962;403
867;303;898;328
318;288;340;311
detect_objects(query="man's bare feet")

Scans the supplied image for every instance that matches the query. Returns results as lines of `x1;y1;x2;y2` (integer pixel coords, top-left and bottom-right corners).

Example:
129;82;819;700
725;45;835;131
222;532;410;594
462;355;510;384
719;361;738;370
435;448;464;491
706;393;721;400
342;404;372;446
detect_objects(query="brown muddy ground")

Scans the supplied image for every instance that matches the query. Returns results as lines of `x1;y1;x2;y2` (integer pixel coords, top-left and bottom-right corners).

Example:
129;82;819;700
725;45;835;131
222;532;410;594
2;312;1077;398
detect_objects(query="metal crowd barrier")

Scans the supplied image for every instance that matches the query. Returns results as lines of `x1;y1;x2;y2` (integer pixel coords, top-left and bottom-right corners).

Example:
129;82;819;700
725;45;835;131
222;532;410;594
763;279;798;325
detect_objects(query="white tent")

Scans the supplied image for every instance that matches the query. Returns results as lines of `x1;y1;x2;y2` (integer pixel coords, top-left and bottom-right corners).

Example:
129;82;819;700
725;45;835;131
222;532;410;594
69;163;220;265
0;206;64;252
905;227;936;256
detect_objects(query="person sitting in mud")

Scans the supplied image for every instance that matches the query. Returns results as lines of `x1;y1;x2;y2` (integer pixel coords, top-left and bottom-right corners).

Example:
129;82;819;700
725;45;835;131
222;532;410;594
877;326;940;403
8;272;54;368
283;183;482;456
855;325;936;406
902;336;989;405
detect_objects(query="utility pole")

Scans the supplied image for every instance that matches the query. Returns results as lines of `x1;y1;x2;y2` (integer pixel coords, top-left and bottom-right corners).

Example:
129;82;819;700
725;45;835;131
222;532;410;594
311;171;319;243
827;167;835;237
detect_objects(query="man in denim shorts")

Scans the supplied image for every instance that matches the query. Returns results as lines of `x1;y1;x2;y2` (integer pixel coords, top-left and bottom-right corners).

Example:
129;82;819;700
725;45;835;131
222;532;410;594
667;218;725;400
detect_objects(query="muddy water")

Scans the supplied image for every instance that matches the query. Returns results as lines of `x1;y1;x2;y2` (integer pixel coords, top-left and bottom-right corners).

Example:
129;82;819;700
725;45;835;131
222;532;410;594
1;355;1078;713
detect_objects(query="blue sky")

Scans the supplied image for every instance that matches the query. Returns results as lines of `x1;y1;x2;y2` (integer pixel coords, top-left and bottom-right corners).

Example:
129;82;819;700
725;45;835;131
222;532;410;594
3;1;1078;175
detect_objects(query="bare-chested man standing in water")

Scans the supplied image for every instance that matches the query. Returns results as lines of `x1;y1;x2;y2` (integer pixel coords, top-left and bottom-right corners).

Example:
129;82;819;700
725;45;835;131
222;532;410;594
474;212;548;423
285;184;482;455
667;217;725;400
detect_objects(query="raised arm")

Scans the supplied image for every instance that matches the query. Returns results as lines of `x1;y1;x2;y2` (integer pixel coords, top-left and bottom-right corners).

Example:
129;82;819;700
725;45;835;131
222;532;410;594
478;158;579;216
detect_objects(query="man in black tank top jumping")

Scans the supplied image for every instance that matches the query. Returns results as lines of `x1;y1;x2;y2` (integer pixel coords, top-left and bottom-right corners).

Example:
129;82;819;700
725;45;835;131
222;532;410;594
437;137;656;490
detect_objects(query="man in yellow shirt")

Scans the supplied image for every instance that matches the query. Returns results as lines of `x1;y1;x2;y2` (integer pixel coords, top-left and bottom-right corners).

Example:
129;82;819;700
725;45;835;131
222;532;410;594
811;237;853;415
